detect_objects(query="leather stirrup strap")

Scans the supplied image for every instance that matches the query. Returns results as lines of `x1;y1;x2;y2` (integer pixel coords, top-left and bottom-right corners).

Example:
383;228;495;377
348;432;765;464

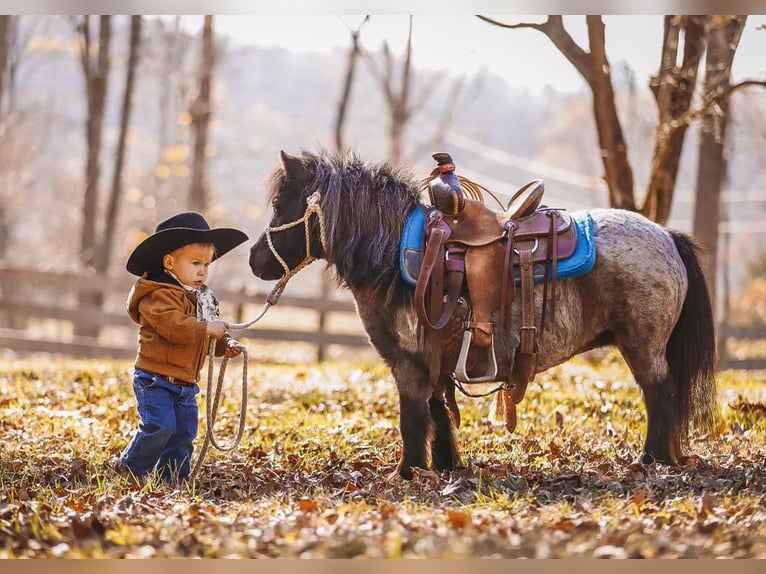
415;226;456;330
518;249;536;355
499;223;515;330
511;248;537;403
540;212;558;337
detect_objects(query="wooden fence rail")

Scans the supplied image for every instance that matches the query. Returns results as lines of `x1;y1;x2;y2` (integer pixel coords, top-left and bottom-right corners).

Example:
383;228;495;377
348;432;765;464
0;266;371;362
0;266;764;369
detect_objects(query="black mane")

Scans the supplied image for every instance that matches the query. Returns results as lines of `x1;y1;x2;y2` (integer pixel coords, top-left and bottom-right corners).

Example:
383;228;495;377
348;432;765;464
287;150;422;300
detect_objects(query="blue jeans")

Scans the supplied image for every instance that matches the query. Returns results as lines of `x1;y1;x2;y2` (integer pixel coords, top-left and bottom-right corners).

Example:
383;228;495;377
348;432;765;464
120;368;200;483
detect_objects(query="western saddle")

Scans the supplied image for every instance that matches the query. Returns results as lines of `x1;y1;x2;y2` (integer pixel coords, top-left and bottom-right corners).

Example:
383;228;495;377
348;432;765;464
414;153;578;431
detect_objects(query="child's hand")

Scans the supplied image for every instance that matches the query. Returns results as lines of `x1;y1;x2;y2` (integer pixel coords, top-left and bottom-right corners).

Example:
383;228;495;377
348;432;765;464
206;320;229;340
225;339;244;358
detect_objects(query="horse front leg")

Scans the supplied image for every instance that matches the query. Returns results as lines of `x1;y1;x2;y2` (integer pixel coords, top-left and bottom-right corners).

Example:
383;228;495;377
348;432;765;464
429;374;462;472
391;360;434;480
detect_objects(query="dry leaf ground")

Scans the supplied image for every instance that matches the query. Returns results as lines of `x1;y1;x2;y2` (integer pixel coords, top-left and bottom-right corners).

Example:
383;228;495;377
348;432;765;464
0;350;764;558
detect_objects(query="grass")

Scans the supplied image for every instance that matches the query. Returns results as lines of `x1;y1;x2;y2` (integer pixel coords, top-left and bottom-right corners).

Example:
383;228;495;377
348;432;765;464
0;350;764;558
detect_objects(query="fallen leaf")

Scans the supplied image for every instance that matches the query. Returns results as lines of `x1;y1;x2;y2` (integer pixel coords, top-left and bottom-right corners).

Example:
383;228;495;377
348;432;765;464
553;519;575;533
446;509;472;529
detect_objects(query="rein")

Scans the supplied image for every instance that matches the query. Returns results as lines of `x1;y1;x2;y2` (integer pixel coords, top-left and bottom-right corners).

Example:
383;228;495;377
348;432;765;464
189;191;328;483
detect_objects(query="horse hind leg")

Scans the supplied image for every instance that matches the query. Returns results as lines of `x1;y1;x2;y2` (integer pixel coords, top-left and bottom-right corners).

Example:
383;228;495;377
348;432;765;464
620;347;682;465
622;232;719;465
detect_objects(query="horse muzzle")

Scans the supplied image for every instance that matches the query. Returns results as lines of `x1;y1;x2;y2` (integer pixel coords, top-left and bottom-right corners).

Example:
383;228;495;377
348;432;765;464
249;240;283;281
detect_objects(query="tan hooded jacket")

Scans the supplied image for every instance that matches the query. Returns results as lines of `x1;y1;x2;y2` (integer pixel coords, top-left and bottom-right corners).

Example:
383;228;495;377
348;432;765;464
127;275;227;384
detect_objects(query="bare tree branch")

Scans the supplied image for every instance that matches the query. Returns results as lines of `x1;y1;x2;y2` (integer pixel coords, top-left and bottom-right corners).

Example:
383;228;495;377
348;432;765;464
477;15;593;84
664;78;766;136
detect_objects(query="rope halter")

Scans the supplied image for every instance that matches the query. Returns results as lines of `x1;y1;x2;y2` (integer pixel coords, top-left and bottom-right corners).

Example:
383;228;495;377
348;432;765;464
264;190;328;300
227;191;328;331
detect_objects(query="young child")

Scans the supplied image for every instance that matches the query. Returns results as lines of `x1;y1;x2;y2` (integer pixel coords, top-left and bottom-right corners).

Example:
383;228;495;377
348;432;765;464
117;211;249;484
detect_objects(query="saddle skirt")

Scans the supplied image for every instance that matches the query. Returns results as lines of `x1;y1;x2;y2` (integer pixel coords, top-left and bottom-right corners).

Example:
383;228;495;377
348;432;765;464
400;206;597;288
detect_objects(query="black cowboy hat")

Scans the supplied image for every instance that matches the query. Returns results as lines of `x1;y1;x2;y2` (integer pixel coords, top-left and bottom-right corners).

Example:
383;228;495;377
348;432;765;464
126;211;249;276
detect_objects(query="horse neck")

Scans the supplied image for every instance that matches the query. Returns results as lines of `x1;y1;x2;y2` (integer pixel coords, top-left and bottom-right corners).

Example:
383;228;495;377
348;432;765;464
319;170;419;290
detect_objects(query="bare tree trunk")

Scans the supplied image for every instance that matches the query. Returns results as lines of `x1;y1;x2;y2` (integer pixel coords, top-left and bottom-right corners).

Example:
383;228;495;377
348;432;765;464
75;15;111;338
157;17;182;173
78;15;112;270
585;16;635;211
188;15;214;212
95;16;141;274
476;15;708;224
0;16;11;113
692;15;747;314
643;16;706;224
477;16;636;210
387;16;414;164
334;16;368;153
0;15;14;259
365;16;414;164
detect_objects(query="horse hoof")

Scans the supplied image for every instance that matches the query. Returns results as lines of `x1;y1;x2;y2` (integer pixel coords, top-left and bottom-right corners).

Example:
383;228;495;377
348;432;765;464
390;464;414;481
386;469;405;483
637;451;677;466
637;452;656;465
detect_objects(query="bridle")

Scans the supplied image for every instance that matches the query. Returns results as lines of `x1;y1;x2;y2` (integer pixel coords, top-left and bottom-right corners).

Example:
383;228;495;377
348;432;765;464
263;190;328;303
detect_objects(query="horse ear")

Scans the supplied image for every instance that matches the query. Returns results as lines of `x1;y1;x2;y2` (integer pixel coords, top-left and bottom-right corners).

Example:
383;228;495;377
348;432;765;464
280;150;305;181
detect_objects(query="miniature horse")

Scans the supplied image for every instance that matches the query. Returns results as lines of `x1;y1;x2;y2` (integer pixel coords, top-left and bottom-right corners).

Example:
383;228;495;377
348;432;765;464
249;150;719;480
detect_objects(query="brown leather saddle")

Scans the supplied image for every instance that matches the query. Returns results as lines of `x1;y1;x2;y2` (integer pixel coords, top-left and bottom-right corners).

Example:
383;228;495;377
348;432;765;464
415;154;578;431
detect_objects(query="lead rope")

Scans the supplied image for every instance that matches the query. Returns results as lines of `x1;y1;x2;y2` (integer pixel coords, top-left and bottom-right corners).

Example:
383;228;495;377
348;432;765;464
188;191;328;484
189;342;248;483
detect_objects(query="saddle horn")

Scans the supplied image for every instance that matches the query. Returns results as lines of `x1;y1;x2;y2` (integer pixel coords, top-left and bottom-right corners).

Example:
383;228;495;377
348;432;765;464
428;152;465;215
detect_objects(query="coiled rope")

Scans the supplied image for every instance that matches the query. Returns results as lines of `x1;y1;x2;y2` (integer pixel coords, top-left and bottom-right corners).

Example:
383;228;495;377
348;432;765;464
189;342;249;483
188;191;328;483
421;173;505;210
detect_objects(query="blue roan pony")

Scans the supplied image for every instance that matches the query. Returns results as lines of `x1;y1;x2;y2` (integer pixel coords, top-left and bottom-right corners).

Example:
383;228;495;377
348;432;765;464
249;149;719;480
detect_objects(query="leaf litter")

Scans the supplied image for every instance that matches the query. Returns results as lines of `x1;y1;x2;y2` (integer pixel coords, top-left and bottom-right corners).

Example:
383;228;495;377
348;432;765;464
0;352;764;558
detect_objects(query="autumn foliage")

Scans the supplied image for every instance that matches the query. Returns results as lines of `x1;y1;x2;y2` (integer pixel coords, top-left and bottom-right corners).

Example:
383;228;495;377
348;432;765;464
0;352;764;558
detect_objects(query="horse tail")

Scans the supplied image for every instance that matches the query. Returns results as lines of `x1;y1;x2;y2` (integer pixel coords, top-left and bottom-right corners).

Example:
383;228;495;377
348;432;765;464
667;231;720;443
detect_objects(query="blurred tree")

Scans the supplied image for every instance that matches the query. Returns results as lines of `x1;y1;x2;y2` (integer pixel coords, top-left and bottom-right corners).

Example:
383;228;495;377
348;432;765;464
0;16;13;112
334;15;369;153
365;16;468;165
142;16;193;222
74;15;111;336
94;16;142;274
158;17;186;160
188;15;215;212
74;16;143;336
367;15;415;164
644;16;706;223
693;16;746;297
0;15;16;259
76;15;112;270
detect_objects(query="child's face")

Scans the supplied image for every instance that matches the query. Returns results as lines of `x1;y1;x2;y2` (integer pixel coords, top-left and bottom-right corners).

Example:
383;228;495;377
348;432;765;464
163;243;216;287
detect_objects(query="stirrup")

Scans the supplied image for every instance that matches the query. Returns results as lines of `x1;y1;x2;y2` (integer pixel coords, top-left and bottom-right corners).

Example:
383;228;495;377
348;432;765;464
454;329;498;384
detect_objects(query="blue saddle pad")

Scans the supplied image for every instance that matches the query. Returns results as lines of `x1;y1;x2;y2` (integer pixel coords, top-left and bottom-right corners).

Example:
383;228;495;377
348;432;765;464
399;207;597;287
